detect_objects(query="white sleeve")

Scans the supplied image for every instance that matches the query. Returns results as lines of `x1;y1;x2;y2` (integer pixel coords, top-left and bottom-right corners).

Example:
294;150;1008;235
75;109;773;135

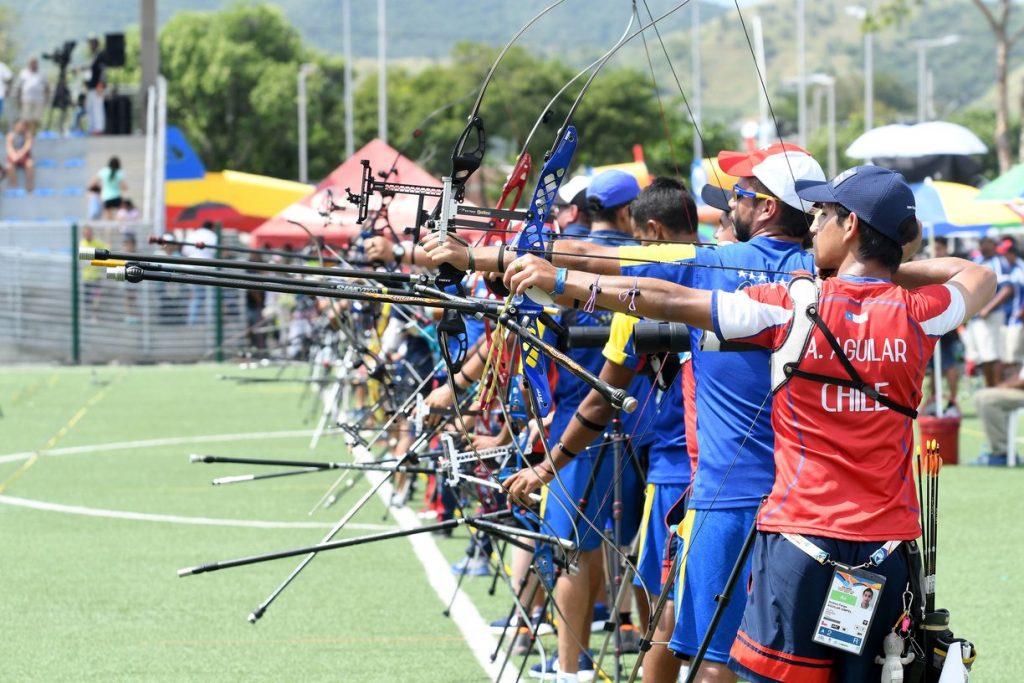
919;284;966;337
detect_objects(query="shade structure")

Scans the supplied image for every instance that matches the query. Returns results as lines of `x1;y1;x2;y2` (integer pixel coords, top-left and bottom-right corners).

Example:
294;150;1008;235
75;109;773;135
252;139;472;250
847;122;987;159
171;202;246;229
976;164;1024;203
912;179;1022;236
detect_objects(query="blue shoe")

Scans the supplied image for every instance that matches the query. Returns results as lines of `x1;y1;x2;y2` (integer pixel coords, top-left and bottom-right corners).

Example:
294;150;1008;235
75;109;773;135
490;610;554;636
528;652;594;680
451;555;490;576
970;453;1007;466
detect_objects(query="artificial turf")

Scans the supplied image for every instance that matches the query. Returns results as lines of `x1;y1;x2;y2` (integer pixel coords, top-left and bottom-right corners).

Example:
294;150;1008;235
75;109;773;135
0;363;1021;681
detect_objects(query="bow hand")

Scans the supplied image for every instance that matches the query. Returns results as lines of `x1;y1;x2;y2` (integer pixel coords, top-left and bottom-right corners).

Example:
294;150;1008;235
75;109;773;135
422;233;471;272
504;254;558;297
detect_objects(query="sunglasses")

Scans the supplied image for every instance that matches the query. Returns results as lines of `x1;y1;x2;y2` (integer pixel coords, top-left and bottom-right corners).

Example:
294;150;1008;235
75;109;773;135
732;184;774;202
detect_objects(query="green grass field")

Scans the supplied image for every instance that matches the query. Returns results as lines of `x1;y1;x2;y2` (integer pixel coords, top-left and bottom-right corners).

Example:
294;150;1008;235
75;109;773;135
0;364;1021;681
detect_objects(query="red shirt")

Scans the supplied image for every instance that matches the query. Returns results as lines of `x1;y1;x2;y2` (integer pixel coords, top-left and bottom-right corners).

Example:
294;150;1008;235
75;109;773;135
711;276;965;541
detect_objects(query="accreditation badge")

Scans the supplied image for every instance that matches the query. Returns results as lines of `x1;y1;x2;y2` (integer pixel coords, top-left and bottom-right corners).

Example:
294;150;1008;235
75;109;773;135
811;566;885;655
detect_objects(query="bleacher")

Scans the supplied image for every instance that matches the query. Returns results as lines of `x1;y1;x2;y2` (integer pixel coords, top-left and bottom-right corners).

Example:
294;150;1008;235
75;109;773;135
0;133;148;224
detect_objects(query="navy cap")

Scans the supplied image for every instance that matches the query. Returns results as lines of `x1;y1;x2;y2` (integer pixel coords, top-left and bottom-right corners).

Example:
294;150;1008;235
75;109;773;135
586;170;641;210
795;165;916;242
700;184;731;212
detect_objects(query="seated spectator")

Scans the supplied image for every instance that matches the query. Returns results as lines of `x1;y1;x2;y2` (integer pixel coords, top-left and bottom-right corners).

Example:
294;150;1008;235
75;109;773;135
5;118;34;192
973;366;1024;466
116;198;140;221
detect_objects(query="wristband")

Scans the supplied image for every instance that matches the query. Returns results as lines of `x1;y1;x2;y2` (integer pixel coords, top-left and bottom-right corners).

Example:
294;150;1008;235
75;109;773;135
552;267;568;296
467;245;476;273
497;244;506;272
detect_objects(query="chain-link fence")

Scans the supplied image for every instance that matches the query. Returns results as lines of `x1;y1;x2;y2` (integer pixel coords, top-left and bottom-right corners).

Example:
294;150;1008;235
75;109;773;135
0;222;248;364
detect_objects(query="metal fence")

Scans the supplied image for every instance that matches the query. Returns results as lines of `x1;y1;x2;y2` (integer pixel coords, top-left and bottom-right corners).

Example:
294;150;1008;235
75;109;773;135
0;222;248;364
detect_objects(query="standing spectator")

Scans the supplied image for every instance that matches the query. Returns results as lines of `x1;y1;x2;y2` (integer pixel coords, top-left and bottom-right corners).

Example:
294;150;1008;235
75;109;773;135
92;156;126;219
80;225;109;322
1000;237;1024;380
5;119;34;192
121;232;139;323
923;237;964;415
155;233;187;325
183;221;218;324
13;58;48;135
0;58;12;128
83;36;106;134
966;236;1013;387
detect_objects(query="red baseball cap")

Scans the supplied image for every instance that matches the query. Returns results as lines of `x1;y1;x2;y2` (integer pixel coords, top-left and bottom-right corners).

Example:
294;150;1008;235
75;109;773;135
718;143;825;213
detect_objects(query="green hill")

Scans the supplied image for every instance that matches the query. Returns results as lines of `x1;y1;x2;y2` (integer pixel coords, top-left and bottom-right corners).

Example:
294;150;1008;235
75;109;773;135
3;0;1019;126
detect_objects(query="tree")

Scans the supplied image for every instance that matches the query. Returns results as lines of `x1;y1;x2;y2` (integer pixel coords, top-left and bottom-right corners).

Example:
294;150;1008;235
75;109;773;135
159;4;311;177
969;0;1024;172
877;0;1024;173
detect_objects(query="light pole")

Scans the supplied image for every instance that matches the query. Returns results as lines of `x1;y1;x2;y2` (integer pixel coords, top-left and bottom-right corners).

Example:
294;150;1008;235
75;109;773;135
377;0;388;144
913;34;960;122
297;62;317;184
845;4;874;132
343;0;354;159
796;0;807;147
809;74;837;176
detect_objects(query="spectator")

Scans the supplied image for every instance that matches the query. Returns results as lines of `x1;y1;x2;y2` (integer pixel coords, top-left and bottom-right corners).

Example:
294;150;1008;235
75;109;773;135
155;233;187;325
923;237;963;415
71;93;87;134
966;236;1013;387
972;367;1024;466
183;221;218;324
79;225;109;321
5;119;34;192
83;36;106;134
116;198;139;221
91;156;126;219
245;252;268;352
0;59;12;127
13;58;48;135
121;232;139;323
1000;237;1024;380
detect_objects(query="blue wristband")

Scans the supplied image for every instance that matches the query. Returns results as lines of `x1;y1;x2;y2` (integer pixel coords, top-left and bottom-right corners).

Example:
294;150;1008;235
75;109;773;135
553;267;568;296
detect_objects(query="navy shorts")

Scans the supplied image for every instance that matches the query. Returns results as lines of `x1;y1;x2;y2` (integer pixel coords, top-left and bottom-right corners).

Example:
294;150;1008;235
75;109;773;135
633;482;688;598
729;531;909;683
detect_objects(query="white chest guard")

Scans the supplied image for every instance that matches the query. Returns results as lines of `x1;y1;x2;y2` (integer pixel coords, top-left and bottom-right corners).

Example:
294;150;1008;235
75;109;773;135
770;275;821;393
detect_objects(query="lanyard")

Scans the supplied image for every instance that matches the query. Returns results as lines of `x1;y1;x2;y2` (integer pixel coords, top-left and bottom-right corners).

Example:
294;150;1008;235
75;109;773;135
782;532;902;570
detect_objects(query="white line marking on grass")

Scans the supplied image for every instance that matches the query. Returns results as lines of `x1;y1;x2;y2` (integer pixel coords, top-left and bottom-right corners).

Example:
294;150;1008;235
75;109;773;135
0;429;318;464
361;470;509;683
0;494;393;531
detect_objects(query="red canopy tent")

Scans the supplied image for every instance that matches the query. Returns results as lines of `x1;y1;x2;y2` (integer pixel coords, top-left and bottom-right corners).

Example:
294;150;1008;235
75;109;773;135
251;139;459;250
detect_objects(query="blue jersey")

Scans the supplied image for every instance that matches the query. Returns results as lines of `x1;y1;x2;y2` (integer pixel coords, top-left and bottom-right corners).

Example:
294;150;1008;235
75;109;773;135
621;237;815;508
972;253;1012;318
603;311;687;483
547;229;636;446
1008;259;1024;325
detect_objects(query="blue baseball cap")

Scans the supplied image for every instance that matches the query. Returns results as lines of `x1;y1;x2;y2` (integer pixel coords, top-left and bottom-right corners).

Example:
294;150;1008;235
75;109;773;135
795;165;916;242
586;170;641;210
